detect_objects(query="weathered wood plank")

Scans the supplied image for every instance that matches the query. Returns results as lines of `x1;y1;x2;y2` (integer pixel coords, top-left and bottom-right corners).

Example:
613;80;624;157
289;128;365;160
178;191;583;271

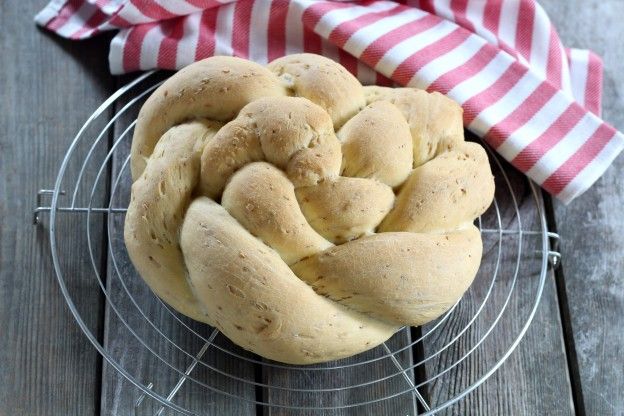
541;1;624;414
264;328;418;416
99;75;257;416
420;147;575;415
0;2;114;415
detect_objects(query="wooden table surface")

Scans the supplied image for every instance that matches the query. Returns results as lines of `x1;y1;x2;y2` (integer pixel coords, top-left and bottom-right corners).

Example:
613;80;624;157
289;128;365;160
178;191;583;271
1;1;622;415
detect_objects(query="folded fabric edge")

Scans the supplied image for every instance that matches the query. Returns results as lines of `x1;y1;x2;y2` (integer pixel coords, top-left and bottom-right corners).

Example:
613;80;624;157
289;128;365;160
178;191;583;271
34;0;68;27
109;28;129;74
585;50;604;117
553;130;624;204
566;48;604;116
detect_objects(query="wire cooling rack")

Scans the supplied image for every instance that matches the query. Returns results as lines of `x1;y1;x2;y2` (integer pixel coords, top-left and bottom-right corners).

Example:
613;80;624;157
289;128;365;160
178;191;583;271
34;71;561;415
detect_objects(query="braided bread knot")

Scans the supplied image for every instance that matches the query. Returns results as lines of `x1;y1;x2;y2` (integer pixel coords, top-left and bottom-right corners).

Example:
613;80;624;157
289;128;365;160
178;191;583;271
125;54;495;364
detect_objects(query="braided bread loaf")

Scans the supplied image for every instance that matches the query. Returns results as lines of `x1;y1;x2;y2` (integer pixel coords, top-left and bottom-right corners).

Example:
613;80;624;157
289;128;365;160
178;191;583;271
124;54;495;364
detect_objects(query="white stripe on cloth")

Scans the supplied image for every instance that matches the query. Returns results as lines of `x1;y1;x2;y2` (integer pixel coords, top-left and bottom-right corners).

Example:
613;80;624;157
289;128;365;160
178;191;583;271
34;0;67;26
558;39;573;97
465;0;486;27
446;52;513;105
315;1;398;39
468;71;543;137
285;0;306;55
426;0;449;21
558;131;624;203
117;1;152;25
496;90;571;161
139;24;165;70
109;27;130;74
99;0;125;16
342;8;428;58
176;12;202;69
527;113;601;184
464;2;499;52
214;2;235;56
154;0;204;16
56;1;98;37
407;33;485;90
374;20;457;75
568;48;590;108
249;0;271;64
528;4;550;81
498;0;520;48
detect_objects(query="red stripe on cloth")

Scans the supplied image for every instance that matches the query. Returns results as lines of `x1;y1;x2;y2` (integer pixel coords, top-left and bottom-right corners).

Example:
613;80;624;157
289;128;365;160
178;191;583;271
511;104;585;172
267;0;288;61
545;27;562;89
327;3;403;49
487;80;557;148
514;0;535;61
542;123;616;194
46;0;82;31
303;1;353;29
70;8;109;39
129;0;178;21
416;0;435;14
427;43;499;94
449;0;475;33
94;0;111;7
338;49;358;75
392;27;471;85
302;2;348;55
231;0;253;58
482;0;501;35
122;22;159;72
463;62;529;125
109;12;131;27
584;51;603;116
303;29;322;54
359;13;439;68
376;72;394;86
195;8;218;60
157;18;185;69
494;41;523;63
479;3;524;62
186;0;227;8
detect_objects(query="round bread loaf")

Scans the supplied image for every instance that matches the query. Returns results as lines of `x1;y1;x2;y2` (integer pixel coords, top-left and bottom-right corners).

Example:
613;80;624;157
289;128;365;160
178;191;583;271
124;54;495;364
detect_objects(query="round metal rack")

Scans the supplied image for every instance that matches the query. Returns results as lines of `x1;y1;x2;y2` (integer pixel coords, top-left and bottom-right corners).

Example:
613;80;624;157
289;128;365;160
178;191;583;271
34;71;561;415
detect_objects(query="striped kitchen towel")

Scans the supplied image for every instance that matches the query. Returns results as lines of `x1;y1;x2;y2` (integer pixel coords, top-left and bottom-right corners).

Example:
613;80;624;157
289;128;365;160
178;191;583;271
35;0;624;203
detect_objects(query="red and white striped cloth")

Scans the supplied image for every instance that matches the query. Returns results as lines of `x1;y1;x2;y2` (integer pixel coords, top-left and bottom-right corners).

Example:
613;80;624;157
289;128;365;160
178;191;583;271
36;0;624;203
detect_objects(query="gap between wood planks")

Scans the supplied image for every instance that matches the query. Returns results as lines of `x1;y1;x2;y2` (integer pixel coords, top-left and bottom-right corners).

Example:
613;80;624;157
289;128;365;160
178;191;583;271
543;195;587;416
94;86;118;416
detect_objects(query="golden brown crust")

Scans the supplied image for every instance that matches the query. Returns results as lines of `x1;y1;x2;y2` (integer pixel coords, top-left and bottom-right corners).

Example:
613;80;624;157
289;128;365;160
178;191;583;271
131;56;285;179
180;198;396;364
268;53;366;128
379;142;495;233
364;86;464;167
125;54;495;364
291;226;482;326
338;100;413;187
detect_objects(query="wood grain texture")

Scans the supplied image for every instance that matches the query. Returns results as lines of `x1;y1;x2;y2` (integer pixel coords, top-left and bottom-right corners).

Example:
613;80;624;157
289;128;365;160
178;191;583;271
264;328;418;416
541;1;624;414
99;76;257;416
0;1;114;415
421;149;575;415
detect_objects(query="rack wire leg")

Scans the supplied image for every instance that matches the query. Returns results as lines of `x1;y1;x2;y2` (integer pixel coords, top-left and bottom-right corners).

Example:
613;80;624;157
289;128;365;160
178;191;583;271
133;329;220;416
382;342;430;414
